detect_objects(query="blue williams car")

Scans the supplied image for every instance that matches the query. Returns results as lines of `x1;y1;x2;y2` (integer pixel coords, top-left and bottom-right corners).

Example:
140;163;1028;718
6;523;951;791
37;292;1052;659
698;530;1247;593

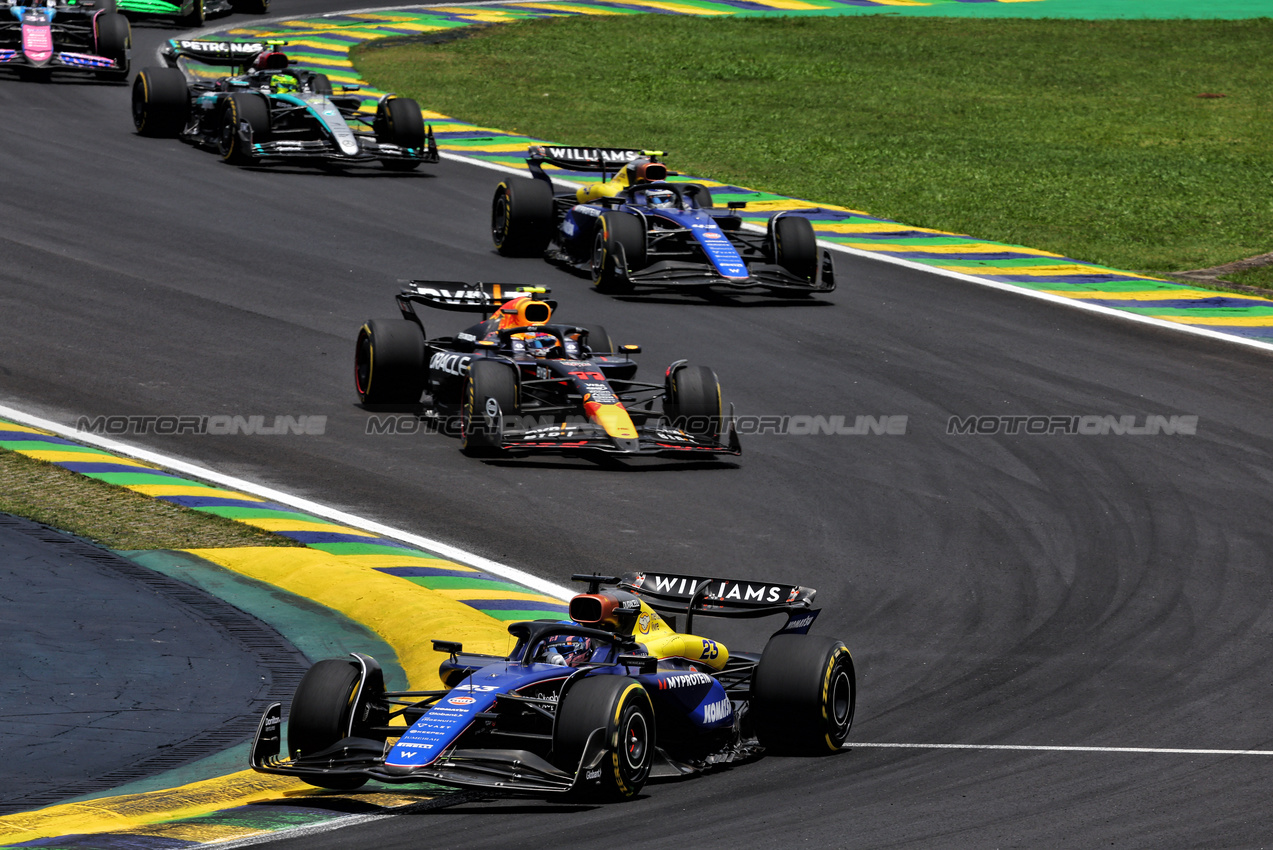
492;146;836;296
250;571;855;801
131;40;437;169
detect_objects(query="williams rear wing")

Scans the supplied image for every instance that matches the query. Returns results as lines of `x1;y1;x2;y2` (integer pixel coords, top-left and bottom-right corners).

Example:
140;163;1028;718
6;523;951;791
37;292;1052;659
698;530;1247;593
620;571;814;614
618;572;816;634
396;280;554;320
526;145;658;172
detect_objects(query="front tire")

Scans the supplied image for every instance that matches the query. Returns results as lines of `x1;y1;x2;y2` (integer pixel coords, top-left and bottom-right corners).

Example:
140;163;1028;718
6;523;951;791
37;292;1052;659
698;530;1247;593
375;96;424;171
308;73;333;95
554;676;655;801
179;0;206;27
288;659;370;790
355;319;425;405
591;212;645;294
771;214;818;283
751;634;855;755
219;92;270;165
664;364;722;441
93;12;130;81
581;324;615;355
491;178;554;257
132;67;188;137
461;359;518;456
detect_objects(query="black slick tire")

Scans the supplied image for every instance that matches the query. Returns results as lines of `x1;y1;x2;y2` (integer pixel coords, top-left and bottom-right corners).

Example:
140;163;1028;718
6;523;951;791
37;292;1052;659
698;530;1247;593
219;92;270;165
581;324;615;355
132;67;188;137
178;0;205;27
554;676;655;801
751;634;855;755
591;211;645;294
288;659;369;790
354;319;425;405
460;359;518;456
491;178;555;257
664;364;722;441
375;97;424;171
308;72;333;95
771;215;818;282
92;12;130;81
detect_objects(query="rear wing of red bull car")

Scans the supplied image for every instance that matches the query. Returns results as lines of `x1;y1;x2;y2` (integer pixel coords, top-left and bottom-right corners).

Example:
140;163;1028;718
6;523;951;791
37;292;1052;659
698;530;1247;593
394;280;555;320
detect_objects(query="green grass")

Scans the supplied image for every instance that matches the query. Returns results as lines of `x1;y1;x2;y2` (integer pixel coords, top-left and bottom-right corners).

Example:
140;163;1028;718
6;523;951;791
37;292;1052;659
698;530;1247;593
354;16;1272;280
0;448;301;550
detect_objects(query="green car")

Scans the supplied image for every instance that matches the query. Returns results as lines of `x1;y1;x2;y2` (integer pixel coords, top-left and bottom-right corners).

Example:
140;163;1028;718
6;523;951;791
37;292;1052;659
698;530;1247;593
113;0;268;27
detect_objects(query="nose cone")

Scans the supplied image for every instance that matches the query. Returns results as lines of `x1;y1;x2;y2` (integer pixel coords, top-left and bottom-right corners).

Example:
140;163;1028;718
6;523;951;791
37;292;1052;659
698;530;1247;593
588;402;638;440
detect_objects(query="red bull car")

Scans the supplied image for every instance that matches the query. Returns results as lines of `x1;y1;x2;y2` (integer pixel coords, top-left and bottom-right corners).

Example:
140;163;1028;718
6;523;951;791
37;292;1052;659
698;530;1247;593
0;0;129;82
250;571;855;800
491;146;836;296
354;281;740;458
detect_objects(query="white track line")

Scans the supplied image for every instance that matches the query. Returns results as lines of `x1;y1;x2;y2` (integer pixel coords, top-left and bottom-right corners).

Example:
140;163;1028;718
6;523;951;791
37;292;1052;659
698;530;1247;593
0;402;573;600
7;396;1273;763
853;742;1273;756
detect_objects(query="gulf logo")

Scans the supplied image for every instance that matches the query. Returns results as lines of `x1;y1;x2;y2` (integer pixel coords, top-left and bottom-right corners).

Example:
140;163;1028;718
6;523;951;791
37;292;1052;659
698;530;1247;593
702;232;723;239
449;696;477;706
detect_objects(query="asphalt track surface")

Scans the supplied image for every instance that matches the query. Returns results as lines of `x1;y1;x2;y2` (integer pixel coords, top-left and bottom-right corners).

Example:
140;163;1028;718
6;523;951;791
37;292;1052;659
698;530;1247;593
0;514;307;815
3;3;1273;845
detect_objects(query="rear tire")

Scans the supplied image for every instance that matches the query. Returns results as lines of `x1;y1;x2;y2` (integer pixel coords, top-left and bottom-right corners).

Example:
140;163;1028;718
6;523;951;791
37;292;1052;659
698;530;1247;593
376;97;424;171
591;212;645;294
491;179;555;257
751;634;855;755
771;215;818;283
355;319;425;405
219;92;270;165
461;359;518;456
554;676;655;801
664;364;722;441
132;67;188;137
288;659;370;790
93;12;130;81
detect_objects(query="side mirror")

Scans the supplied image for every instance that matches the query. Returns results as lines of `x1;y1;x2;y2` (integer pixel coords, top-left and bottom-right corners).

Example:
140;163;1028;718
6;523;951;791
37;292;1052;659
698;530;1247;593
432;640;462;657
620;344;641;355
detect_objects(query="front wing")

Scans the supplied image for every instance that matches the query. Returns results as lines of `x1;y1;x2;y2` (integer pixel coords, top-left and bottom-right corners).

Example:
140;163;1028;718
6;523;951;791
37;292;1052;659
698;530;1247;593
484;408;742;457
245;130;440;165
250;703;606;796
0;49;123;72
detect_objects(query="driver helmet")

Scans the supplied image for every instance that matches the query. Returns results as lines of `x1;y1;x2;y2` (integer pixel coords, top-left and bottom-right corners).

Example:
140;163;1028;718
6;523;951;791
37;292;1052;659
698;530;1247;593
646;189;677;209
269;73;299;95
540;634;593;667
516;332;561;358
